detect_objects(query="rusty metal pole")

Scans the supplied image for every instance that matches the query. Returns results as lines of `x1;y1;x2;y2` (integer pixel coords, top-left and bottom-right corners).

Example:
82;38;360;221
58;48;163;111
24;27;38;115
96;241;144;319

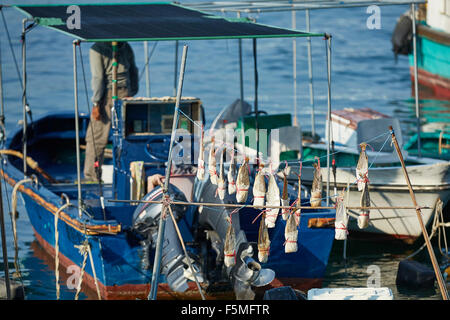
389;126;448;300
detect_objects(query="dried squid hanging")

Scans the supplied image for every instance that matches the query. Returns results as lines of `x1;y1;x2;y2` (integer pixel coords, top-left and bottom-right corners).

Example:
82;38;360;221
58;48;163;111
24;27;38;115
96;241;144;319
252;164;266;209
334;189;349;240
356;143;370;229
208;137;218;185
196;125;205;181
310;158;322;208
227;149;237;195
224;216;236;267
257;213;270;263
265;165;280;228
236;157;250;203
217;148;226;200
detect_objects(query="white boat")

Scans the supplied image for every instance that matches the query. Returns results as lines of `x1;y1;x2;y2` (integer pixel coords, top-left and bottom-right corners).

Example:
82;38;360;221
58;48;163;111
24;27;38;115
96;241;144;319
297;107;450;242
213;105;450;242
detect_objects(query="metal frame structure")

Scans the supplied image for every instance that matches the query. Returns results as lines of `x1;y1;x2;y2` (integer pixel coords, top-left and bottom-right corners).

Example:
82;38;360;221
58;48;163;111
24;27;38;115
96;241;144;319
186;0;426;159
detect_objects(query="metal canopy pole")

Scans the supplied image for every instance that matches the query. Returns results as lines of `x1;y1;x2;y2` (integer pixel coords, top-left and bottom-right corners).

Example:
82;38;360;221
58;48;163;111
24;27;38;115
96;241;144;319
292;5;298;127
0;173;11;300
173;40;179;96
306;9;316;137
411;3;421;157
237;11;244;104
21;19;28;177
72;40;83;218
144;41;150;97
325;34;332;206
149;45;189;300
252;38;260;161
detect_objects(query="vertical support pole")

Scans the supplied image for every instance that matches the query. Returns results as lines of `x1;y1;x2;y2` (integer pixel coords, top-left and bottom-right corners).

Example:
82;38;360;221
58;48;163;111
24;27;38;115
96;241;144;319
239;38;244;104
173;40;179;97
0;34;5;146
306;9;316;137
292;7;298;127
237;11;244;105
325;34;332;206
390;126;448;301
144;41;150;97
411;3;421;157
252;38;259;161
0;175;11;300
21;19;27;177
73;40;83;218
149;45;189;301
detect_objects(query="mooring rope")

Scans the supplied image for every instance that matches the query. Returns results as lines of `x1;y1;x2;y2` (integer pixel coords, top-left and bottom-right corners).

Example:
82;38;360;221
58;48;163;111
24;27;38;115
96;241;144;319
10;177;35;278
74;242;88;301
54;194;72;300
74;240;102;300
404;199;449;261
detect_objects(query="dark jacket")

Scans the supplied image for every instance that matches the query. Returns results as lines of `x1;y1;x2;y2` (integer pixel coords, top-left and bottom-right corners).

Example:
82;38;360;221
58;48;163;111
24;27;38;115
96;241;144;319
90;42;139;103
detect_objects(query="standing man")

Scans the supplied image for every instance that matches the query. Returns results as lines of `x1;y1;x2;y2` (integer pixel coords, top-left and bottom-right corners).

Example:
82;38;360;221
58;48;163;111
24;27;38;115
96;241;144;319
84;42;139;182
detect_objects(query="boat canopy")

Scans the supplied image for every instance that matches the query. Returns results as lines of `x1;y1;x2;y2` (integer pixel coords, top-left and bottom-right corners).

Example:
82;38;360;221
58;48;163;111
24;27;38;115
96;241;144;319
14;2;324;42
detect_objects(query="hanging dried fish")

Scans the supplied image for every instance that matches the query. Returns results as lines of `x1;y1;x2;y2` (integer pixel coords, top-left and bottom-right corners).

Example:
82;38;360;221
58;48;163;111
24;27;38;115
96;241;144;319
257;213;270;263
224;217;236;267
217;148;226;200
334;189;348;240
284;212;298;253
310;159;322;208
236;157;250;203
196;125;205;181
208;137;218;185
358;179;370;229
281;166;290;220
356;142;369;192
253;164;266;209
265;167;280;228
227;150;236;195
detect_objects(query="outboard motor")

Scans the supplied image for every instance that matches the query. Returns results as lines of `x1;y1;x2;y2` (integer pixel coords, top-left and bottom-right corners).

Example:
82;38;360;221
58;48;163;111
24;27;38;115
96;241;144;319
231;243;275;300
131;184;204;293
196;177;275;299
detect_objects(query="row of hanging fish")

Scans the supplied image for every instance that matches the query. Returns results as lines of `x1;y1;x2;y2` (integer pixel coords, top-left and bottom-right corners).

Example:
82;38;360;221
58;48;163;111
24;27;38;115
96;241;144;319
198;139;325;265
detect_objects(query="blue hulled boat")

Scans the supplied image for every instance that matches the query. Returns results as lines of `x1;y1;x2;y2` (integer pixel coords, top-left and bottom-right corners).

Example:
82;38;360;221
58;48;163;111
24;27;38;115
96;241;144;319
0;3;336;299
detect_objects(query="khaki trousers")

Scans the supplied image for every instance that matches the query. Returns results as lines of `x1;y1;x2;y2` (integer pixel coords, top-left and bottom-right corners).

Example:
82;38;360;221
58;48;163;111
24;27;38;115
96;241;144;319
83;88;129;180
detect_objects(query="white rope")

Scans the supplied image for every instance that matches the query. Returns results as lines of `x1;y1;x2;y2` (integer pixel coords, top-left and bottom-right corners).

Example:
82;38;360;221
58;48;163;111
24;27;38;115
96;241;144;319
74;240;102;300
10;177;33;278
54;195;72;300
405;199;448;260
86;242;102;300
74;242;88;301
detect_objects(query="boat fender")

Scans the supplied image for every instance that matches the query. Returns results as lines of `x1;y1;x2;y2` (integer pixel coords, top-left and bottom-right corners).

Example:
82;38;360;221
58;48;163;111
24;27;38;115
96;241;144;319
391;13;413;58
396;259;435;288
263;286;301;300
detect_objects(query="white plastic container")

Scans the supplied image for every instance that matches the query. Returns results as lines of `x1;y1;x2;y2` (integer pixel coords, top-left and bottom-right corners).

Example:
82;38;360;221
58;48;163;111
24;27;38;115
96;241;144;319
307;287;394;300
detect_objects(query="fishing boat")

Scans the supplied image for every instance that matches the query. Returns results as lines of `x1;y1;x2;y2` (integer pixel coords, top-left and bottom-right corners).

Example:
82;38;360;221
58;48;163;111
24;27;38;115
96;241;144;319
295;108;450;242
218;104;450;242
392;0;450;99
0;3;336;299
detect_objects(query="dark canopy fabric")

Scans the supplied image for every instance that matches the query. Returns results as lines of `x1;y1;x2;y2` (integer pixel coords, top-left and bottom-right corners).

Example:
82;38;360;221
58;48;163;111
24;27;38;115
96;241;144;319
15;2;324;42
